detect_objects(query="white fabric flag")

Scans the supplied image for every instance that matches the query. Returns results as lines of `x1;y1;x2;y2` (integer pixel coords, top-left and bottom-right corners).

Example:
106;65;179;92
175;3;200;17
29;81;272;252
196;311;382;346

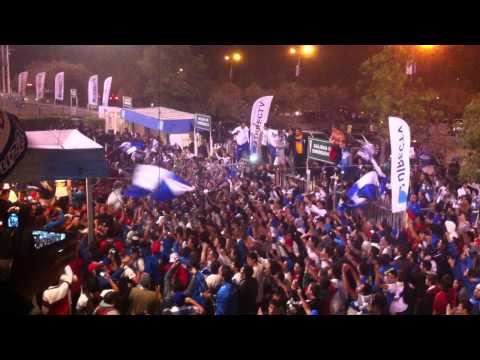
54;72;64;101
102;76;112;107
18;71;28;97
35;72;46;100
250;95;274;157
389;116;411;213
88;75;99;106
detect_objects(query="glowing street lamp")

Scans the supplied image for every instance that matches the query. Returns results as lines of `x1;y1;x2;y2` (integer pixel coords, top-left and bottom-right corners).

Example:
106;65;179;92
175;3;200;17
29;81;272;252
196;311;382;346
418;45;437;51
289;45;317;79
224;52;243;81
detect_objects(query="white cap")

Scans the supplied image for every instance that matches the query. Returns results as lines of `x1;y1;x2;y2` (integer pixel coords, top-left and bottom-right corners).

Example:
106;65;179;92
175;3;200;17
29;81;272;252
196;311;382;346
169;252;180;263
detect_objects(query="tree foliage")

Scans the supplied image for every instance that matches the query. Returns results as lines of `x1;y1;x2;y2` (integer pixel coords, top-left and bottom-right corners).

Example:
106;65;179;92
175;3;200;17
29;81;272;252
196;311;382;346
357;46;446;140
207;82;248;122
460;96;480;182
138;46;212;112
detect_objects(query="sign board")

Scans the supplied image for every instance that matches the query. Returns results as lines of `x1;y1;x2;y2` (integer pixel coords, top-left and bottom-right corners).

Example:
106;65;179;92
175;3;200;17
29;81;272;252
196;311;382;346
194;114;211;132
70;89;77;97
123;96;133;109
307;138;334;164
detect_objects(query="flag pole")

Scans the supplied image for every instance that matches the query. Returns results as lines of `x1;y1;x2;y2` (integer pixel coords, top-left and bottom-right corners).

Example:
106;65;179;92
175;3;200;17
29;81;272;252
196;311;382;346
86;178;94;246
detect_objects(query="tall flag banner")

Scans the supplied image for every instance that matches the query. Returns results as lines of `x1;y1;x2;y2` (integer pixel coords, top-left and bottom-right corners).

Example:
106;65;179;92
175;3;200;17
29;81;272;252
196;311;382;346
18;71;28;97
102;76;112;107
406;61;416;76
54;72;64;101
249;95;273;157
88;74;99;106
35;72;46;100
389;116;411;213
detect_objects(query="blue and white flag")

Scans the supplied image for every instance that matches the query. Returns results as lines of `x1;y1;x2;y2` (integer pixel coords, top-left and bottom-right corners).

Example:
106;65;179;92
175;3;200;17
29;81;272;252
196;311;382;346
345;171;380;207
124;165;194;202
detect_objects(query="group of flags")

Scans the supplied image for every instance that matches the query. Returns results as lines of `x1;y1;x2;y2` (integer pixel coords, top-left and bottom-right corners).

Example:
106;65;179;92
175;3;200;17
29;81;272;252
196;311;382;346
17;71;113;107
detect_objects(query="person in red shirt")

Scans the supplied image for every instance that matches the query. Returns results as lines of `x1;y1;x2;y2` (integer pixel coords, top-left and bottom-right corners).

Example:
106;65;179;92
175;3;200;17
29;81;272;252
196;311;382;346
163;253;189;290
433;274;457;315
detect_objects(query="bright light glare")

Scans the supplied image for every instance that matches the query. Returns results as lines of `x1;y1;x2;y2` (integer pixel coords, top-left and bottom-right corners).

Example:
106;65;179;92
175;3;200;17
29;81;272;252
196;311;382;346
289;47;297;55
233;53;242;62
418;45;437;51
224;55;230;61
301;45;315;56
250;153;258;163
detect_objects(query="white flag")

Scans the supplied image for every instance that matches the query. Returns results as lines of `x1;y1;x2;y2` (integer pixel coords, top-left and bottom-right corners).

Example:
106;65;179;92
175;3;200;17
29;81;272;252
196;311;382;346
102;76;112;107
35;72;46;100
88;74;99;106
389;116;411;213
54;72;64;101
250;95;273;157
18;71;28;97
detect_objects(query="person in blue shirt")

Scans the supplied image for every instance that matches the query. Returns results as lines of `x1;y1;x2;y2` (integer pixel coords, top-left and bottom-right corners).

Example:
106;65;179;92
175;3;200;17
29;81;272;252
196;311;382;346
215;265;238;315
143;242;163;287
408;194;422;218
184;257;208;307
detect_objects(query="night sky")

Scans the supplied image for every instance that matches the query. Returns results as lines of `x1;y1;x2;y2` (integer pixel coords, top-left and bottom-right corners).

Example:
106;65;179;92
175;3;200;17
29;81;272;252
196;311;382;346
7;45;480;90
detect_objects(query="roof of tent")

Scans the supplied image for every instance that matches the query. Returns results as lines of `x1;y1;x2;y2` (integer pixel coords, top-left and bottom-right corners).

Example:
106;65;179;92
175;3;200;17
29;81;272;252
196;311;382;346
122;106;197;134
4;129;107;182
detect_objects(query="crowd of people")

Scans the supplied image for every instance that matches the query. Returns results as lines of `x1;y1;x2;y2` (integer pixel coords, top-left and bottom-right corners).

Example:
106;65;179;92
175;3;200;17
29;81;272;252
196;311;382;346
1;123;480;316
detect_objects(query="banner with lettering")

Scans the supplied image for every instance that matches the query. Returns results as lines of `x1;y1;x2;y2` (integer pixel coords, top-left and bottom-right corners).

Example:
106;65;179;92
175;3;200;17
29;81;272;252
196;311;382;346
35;72;46;100
102;76;112;107
389;116;411;213
249;95;273;158
54;72;64;101
88;74;98;106
18;71;28;97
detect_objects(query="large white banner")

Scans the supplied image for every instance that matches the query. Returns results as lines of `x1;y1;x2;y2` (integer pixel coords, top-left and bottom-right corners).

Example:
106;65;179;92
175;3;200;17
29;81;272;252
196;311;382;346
249;95;273;157
389;116;411;213
102;76;112;107
35;72;46;100
18;71;28;97
88;74;99;106
54;72;64;101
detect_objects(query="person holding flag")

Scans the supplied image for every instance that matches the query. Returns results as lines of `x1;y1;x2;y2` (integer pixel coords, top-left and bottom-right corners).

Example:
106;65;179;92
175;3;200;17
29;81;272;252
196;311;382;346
230;121;250;162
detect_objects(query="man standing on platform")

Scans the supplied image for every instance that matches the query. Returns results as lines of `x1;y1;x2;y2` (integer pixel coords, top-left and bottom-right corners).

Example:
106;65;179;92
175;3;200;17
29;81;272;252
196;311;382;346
230;121;250;162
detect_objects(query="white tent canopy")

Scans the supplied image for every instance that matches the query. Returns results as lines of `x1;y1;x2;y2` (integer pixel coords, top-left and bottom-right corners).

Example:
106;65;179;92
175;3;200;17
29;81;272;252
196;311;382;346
4;129;107;182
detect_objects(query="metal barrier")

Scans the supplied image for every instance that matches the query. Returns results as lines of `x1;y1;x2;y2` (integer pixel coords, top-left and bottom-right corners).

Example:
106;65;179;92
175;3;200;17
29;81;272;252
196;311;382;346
0;95;97;119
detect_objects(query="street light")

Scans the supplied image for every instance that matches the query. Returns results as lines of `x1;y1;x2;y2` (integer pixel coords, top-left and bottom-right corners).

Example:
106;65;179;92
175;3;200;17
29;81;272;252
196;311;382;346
289;45;317;79
224;52;242;81
418;45;438;51
407;45;441;82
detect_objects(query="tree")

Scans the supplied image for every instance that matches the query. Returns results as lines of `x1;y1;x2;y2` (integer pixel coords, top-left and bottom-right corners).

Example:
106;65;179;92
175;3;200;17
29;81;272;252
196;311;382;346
244;82;268;105
24;60;91;106
357;46;448;161
207;82;248;123
138;46;212;112
459;96;480;182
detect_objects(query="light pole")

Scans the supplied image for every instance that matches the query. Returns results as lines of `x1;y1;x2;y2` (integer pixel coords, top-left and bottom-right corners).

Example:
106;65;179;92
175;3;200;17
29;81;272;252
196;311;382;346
289;45;316;79
224;52;242;82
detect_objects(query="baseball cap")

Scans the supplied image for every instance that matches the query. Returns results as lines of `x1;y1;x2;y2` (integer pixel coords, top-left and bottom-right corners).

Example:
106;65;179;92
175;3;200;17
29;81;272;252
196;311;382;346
169;252;180;263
